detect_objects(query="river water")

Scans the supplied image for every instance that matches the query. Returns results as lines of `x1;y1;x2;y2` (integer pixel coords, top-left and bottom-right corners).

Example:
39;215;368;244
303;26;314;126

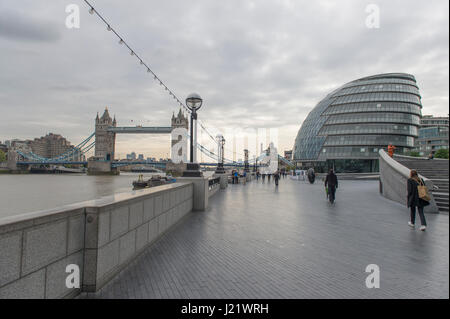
0;173;162;220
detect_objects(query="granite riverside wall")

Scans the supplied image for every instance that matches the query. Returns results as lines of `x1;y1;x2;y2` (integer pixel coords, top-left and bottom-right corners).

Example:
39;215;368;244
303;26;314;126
0;182;193;298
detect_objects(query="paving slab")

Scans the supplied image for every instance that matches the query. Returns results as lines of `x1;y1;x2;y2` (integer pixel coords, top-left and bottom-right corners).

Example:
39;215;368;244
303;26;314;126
80;178;449;299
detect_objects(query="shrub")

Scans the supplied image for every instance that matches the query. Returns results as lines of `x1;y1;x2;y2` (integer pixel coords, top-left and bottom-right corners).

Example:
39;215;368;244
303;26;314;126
434;148;449;159
407;151;421;157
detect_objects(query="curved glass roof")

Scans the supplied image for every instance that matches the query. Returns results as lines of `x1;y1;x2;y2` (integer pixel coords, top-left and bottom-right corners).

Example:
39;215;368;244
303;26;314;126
293;73;422;161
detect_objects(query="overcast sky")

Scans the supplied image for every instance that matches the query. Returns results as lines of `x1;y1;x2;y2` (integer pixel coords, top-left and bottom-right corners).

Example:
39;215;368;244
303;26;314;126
0;0;448;160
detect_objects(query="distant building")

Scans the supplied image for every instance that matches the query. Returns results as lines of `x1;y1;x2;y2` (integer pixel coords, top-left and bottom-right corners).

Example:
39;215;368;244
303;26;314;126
28;133;85;161
284;150;292;160
138;154;144;160
414;115;449;156
420;115;449;127
9;140;32;153
126;152;136;160
293;73;422;173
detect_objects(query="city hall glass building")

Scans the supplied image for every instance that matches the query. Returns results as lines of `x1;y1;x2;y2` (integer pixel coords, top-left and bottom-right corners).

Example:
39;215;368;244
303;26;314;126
293;73;422;173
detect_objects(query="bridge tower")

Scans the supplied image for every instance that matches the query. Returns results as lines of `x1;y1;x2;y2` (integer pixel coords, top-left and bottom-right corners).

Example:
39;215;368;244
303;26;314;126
95;107;116;161
171;108;189;164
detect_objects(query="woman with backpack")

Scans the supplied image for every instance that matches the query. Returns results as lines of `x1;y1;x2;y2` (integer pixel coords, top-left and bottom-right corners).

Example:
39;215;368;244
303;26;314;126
407;169;429;231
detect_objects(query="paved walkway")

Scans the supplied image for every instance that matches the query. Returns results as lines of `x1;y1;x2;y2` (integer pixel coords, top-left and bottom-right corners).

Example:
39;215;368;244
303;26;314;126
81;177;449;299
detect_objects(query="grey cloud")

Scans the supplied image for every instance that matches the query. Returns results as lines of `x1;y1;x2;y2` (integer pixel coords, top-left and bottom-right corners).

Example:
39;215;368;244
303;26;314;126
0;0;448;157
0;10;61;42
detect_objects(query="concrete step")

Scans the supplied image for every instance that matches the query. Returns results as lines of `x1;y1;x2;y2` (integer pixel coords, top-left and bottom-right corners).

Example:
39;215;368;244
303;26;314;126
436;204;449;213
397;161;449;166
395;157;449;214
397;164;449;170
432;183;449;189
438;207;449;213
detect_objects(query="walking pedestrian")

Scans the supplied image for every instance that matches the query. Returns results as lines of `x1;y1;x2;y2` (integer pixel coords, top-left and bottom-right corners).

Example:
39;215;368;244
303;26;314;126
274;170;280;186
407;169;429;231
324;169;338;203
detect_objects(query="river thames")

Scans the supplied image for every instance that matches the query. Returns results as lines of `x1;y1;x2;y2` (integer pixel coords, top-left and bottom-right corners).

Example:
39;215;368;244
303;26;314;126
0;173;160;219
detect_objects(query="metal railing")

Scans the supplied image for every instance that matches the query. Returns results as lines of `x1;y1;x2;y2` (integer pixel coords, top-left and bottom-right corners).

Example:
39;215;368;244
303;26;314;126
209;177;220;187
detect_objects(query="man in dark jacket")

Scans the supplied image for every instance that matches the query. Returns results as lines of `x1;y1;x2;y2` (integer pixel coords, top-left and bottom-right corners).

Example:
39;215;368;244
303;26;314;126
274;170;280;186
325;169;338;203
407;169;429;231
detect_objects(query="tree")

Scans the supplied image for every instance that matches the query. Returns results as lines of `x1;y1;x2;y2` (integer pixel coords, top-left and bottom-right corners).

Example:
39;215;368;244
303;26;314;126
434;148;449;159
0;150;6;162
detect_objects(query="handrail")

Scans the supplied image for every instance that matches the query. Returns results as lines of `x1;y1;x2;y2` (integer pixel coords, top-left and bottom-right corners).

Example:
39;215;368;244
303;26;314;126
379;149;439;213
380;149;434;184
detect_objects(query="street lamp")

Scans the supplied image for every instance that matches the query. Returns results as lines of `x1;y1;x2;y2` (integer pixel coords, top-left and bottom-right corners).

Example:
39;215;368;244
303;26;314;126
244;149;249;172
182;93;203;177
215;134;225;174
186;93;202;163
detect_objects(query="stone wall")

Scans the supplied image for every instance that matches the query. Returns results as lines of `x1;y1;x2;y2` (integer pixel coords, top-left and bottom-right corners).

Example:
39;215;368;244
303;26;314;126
0;182;193;298
0;206;86;298
378;149;438;213
83;182;193;292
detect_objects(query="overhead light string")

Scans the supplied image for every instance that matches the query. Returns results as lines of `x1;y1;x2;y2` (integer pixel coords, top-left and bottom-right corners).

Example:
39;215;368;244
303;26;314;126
83;0;245;161
83;0;190;114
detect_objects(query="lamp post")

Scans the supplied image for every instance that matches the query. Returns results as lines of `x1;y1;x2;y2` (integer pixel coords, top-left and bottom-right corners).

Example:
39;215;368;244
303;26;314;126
182;93;203;177
215;134;225;173
244;149;249;172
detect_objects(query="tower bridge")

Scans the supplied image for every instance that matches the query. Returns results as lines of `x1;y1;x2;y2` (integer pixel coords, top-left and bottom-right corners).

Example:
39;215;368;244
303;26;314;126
10;107;268;174
9;107;284;173
88;107;189;174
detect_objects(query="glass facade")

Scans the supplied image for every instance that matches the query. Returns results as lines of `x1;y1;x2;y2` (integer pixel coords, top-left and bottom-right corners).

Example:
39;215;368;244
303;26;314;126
319;123;418;136
322;102;421;116
293;73;423;173
413;116;449;156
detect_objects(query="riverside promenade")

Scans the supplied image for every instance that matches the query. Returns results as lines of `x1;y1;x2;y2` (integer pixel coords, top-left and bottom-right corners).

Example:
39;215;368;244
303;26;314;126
81;178;449;299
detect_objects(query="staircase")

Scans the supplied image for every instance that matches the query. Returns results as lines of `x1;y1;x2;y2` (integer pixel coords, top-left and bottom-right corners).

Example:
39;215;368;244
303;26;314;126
395;156;449;213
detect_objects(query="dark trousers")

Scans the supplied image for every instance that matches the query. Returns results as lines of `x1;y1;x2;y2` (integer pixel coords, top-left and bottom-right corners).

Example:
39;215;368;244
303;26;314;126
328;185;336;202
410;206;427;226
